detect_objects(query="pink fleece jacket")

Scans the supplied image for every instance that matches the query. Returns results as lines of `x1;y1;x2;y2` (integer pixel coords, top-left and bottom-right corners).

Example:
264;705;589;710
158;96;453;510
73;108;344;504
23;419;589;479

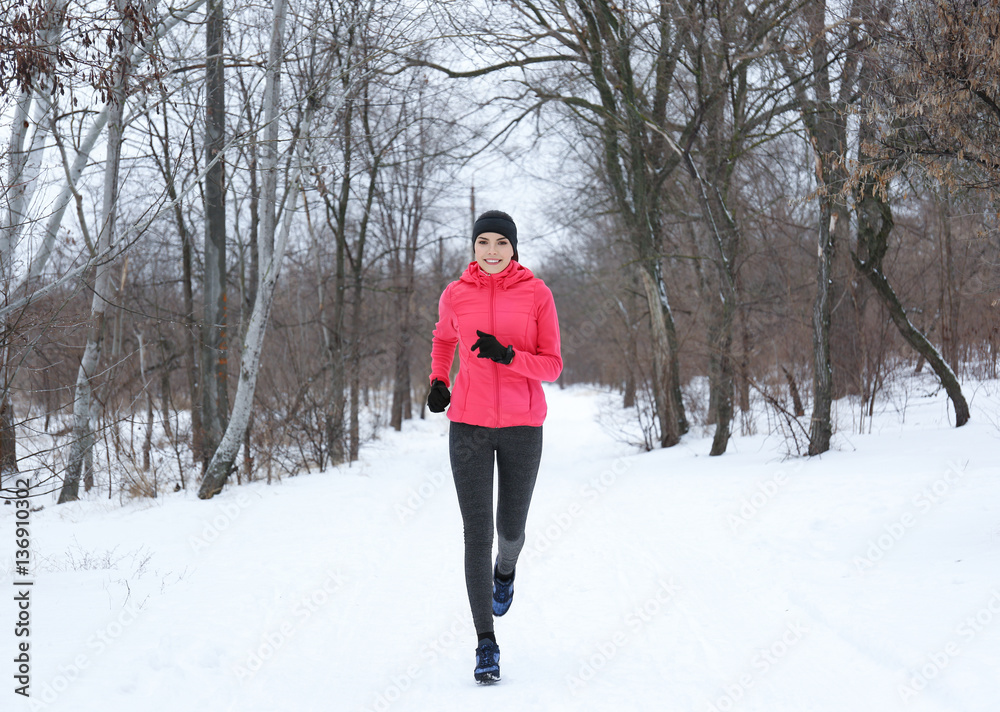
430;260;562;428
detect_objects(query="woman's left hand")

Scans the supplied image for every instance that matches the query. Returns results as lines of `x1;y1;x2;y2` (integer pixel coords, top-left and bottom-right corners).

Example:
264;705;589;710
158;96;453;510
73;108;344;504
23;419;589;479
471;330;515;364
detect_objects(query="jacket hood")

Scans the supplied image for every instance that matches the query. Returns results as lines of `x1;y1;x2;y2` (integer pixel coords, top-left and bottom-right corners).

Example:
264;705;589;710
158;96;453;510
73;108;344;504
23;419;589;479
458;260;535;290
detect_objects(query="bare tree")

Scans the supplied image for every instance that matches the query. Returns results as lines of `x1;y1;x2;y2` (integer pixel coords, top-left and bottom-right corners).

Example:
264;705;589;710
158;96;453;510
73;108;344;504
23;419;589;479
674;0;801;454
199;0;305;497
1;0;70;489
846;12;971;427
779;0;863;455
862;0;1000;194
200;0;229;470
59;0;155;503
146;84;205;478
850;175;970;426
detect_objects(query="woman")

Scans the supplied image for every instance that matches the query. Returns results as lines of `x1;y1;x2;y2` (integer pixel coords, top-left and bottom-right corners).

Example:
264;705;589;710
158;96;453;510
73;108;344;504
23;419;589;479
427;210;562;684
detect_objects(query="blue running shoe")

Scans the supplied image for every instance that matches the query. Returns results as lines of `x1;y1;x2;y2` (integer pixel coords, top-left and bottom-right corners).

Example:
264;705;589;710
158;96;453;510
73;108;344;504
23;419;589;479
474;638;501;684
492;565;515;616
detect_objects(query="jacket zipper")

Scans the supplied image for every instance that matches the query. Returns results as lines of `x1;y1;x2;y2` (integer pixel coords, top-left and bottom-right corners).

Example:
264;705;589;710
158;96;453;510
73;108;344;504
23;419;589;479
490;276;501;427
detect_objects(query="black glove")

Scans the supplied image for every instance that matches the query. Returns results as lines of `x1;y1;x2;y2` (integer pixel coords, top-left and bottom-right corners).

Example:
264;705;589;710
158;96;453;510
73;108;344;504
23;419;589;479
471;330;514;365
427;379;451;413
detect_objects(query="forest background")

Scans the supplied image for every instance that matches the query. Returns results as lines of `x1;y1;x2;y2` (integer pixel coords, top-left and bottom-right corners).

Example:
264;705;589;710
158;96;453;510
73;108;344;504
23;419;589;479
1;0;999;503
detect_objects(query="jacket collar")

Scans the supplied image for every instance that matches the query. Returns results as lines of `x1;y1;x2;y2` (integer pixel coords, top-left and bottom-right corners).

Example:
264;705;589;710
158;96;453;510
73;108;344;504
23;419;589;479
459;260;534;290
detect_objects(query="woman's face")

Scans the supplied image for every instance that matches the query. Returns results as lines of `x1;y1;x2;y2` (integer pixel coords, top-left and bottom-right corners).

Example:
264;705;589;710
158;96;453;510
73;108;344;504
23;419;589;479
474;232;514;274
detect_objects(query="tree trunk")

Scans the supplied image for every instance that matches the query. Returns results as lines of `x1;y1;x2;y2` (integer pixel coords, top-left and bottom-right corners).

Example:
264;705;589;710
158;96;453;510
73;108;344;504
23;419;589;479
808;200;835;455
57;5;134;502
348;259;361;462
324;197;347;466
202;0;229;469
938;189;961;374
389;209;419;431
576;0;687;446
663;293;687;437
198;191;298;497
180;192;204;469
782;366;805;417
325;83;355;466
153;98;204;471
639;265;681;448
239;84;261;480
852;185;970;428
707;297;735;456
0;383;17;485
699;185;738;457
622;287;637;409
779;0;861;455
158;352;174;441
348;84;382;460
680;116;739;456
199;0;299;498
327;315;346;465
390;328;410;432
0;91;31;486
0;36;64;485
348;167;378;461
389;232;405;432
138;332;154;475
738;316;751;413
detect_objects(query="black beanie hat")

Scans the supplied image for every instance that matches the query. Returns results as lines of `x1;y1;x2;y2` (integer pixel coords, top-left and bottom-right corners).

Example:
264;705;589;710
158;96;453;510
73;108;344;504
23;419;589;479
472;210;518;262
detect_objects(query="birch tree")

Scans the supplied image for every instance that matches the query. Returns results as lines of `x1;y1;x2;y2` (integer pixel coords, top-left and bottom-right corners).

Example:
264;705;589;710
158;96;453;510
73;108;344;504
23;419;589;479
199;0;312;497
58;0;156;503
1;0;69;487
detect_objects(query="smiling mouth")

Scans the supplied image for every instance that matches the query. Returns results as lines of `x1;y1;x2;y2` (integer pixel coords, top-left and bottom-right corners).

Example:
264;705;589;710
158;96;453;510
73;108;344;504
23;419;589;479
484;259;502;264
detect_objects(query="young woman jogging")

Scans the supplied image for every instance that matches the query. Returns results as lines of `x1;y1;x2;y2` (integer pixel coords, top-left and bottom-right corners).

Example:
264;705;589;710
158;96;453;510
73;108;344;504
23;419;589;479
426;210;563;684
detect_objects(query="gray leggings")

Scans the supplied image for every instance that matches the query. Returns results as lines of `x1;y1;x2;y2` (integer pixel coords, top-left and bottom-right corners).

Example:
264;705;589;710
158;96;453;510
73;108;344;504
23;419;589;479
449;422;543;637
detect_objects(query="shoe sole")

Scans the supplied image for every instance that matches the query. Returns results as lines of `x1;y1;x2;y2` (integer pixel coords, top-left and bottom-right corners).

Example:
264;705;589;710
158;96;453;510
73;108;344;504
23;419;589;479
475;671;501;684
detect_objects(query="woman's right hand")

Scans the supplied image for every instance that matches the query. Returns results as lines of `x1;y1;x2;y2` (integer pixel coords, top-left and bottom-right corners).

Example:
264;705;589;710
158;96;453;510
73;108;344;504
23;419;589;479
427;379;451;413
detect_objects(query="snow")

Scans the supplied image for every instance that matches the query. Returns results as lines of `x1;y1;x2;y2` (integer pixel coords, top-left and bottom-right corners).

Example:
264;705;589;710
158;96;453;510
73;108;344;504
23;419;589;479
3;379;1000;711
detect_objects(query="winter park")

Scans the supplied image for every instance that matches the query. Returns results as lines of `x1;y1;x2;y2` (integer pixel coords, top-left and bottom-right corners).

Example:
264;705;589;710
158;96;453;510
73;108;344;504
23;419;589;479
3;0;1000;710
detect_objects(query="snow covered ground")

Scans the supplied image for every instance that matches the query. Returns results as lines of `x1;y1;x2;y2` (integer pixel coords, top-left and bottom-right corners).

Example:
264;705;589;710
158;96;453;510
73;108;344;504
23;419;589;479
3;378;1000;712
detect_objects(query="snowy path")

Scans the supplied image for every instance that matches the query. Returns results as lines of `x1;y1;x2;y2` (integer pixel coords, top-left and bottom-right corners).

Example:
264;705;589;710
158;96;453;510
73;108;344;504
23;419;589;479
3;383;1000;711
